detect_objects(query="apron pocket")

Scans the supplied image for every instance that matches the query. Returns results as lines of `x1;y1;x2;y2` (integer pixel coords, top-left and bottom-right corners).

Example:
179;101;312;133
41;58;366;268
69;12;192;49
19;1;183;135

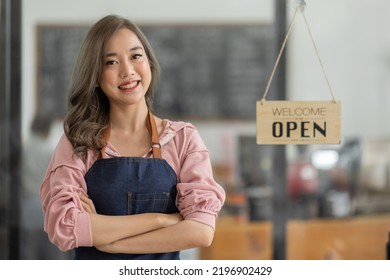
127;192;178;214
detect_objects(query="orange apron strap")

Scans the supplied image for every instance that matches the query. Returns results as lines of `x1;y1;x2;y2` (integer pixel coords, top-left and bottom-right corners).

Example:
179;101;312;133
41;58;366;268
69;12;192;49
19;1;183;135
148;110;162;159
99;124;110;159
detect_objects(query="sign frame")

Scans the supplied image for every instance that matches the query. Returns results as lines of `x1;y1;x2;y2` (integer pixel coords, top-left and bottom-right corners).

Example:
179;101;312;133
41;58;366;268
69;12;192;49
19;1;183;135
256;100;341;145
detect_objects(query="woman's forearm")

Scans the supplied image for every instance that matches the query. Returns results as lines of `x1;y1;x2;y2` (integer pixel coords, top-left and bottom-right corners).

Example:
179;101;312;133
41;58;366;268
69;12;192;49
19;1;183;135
89;212;182;246
97;219;214;254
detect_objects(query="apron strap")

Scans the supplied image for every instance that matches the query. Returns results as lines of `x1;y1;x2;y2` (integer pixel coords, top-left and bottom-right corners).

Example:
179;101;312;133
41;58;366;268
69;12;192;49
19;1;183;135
99;125;110;159
148;110;162;159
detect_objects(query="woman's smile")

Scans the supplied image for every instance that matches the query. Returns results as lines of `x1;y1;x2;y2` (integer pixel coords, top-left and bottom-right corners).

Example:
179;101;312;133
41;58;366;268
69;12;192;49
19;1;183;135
118;80;140;91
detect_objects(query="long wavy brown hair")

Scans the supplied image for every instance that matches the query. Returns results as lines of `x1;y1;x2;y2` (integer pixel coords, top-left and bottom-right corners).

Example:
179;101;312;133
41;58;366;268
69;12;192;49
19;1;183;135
63;15;160;158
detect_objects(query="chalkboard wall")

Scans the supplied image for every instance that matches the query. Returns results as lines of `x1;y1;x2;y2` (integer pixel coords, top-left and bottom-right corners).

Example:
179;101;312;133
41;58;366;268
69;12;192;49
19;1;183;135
36;24;275;121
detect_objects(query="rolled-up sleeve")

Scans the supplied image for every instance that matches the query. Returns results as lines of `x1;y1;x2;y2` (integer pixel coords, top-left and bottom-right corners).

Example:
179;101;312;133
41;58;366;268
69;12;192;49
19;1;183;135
40;134;94;251
172;125;226;230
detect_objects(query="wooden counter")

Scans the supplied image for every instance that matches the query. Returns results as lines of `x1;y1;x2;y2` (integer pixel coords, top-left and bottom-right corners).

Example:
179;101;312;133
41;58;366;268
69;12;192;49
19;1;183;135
200;214;390;260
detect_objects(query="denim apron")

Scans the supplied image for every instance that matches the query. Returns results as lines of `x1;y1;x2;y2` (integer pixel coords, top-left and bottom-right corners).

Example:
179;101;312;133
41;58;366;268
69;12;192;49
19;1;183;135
75;112;180;260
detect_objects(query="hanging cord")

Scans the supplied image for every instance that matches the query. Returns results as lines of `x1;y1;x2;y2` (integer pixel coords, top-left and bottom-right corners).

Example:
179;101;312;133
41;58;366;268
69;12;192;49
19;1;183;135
261;6;299;104
261;1;337;104
301;11;336;103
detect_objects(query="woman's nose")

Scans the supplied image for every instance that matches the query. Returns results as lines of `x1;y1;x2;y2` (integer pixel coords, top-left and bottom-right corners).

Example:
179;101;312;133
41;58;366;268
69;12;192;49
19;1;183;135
120;62;135;78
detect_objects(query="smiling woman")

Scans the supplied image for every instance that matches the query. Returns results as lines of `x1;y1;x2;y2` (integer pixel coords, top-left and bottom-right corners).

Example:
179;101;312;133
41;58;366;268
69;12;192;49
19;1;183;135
39;14;225;260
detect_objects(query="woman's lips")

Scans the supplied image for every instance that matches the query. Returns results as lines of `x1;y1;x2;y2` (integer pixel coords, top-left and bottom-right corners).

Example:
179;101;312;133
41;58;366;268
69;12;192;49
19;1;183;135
118;81;138;90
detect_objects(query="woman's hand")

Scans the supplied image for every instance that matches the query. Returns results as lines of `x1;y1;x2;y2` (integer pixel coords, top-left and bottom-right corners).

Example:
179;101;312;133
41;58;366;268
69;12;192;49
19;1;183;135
79;193;97;214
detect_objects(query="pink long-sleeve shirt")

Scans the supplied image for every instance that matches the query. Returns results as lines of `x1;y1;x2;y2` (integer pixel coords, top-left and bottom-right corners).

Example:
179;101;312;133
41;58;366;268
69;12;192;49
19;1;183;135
40;119;226;251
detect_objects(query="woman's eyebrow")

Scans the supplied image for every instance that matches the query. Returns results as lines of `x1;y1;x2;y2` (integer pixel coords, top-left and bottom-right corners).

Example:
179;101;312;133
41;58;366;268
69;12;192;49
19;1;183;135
104;46;144;58
129;46;143;52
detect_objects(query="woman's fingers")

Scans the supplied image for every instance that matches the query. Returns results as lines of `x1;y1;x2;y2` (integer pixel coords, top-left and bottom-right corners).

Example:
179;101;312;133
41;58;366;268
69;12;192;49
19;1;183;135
79;193;97;214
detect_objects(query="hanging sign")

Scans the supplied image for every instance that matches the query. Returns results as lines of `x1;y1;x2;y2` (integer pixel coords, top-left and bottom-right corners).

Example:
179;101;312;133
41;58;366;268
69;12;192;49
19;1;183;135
256;4;342;145
256;100;341;145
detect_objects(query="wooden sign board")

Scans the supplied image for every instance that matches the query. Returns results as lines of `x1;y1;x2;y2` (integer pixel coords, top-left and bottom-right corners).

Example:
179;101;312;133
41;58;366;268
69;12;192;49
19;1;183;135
256;100;341;145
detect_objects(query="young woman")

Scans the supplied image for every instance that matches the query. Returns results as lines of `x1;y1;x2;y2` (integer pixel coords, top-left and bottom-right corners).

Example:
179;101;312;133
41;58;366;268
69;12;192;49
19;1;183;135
40;15;225;260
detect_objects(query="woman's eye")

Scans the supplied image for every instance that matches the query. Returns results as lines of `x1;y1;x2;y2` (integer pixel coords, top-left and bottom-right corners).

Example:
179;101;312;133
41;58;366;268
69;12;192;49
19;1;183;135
132;54;142;60
105;60;117;65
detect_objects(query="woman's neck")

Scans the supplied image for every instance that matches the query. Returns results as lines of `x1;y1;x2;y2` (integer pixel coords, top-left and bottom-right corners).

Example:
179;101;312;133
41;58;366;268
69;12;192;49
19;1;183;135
109;103;149;134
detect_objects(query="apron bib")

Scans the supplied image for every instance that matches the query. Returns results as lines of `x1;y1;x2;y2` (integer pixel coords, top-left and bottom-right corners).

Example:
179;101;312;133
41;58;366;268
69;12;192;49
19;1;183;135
75;112;180;260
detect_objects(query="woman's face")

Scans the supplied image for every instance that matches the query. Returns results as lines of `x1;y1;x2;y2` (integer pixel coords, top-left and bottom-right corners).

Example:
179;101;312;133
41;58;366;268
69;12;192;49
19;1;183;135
99;28;152;109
